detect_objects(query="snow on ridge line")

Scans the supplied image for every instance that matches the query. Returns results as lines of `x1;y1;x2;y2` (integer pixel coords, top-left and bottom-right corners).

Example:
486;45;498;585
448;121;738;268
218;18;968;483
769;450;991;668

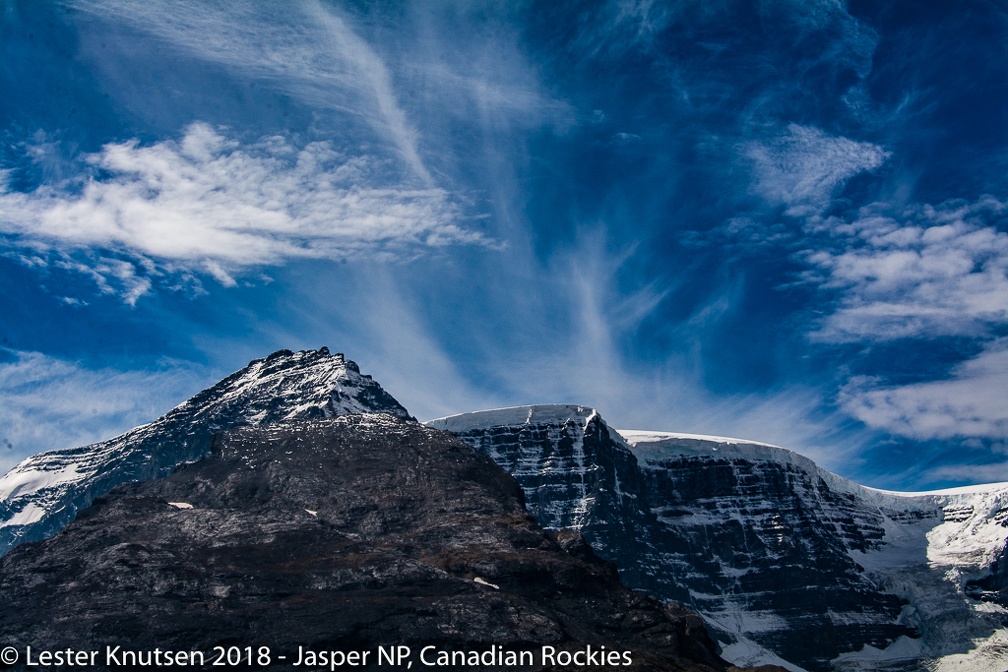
619;429;1008;502
618;428;882;502
618;429;910;504
620;429;901;503
166;347;349;414
618;429;781;449
0;347;402;511
617;429;819;474
862;481;1008;499
426;404;600;433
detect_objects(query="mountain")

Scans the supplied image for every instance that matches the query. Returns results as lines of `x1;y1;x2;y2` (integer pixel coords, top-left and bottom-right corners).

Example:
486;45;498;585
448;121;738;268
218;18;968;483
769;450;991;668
624;431;1008;672
429;406;1008;672
5;354;1006;671
427;406;659;589
0;347;410;556
0;414;769;672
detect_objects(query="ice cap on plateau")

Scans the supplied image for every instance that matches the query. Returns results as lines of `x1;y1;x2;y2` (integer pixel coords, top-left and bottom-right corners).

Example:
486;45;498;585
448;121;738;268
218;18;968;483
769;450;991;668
427;404;602;433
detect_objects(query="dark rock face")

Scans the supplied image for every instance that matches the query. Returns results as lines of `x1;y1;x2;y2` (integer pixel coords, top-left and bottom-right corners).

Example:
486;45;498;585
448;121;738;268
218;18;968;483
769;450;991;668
428;406;657;584
0;415;761;672
0;348;409;556
966;544;1008;605
431;408;918;672
632;446;914;672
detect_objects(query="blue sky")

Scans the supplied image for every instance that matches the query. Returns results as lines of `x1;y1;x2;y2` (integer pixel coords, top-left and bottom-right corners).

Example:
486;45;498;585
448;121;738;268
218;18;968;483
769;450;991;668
1;0;1007;490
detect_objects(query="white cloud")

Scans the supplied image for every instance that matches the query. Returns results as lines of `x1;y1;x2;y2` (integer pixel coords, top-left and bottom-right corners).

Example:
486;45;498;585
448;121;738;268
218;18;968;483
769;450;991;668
745;124;889;216
918;462;1008;487
807;197;1008;342
71;0;432;182
0;350;208;472
839;339;1008;441
802;197;1008;446
0;123;489;301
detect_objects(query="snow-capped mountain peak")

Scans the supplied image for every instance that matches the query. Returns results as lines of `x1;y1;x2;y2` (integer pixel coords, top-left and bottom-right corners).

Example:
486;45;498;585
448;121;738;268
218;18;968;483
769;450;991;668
0;348;410;555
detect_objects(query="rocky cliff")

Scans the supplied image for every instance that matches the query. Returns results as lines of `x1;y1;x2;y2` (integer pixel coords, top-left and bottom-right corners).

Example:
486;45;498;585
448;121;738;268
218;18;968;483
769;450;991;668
430;407;1008;672
0;414;768;672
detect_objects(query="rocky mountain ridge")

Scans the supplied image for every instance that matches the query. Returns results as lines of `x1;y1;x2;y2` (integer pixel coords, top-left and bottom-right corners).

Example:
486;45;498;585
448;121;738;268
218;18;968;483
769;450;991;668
0;414;764;672
2;350;1006;671
429;406;1008;672
0;348;410;555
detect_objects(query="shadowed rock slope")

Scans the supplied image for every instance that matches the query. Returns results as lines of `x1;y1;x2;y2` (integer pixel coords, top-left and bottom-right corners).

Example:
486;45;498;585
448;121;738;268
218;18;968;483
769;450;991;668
0;348;410;556
0;415;778;672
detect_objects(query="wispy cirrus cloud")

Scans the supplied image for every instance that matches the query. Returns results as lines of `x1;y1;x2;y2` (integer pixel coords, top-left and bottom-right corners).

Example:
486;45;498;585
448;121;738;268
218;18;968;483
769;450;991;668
289;229;863;474
0;123;489;302
71;0;432;183
744;124;889;216
0;350;208;471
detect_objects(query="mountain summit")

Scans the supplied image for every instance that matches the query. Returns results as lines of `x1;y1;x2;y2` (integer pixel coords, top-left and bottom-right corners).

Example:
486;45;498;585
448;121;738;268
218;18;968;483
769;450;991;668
0;348;409;555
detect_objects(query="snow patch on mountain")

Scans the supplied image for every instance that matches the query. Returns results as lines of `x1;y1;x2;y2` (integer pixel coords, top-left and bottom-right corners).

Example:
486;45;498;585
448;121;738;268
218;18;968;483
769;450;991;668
0;348;410;555
0;463;87;505
720;634;811;672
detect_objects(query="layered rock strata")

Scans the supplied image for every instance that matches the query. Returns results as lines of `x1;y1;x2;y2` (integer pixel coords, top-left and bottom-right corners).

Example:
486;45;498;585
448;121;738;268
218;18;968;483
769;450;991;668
430;407;1008;672
0;414;770;672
